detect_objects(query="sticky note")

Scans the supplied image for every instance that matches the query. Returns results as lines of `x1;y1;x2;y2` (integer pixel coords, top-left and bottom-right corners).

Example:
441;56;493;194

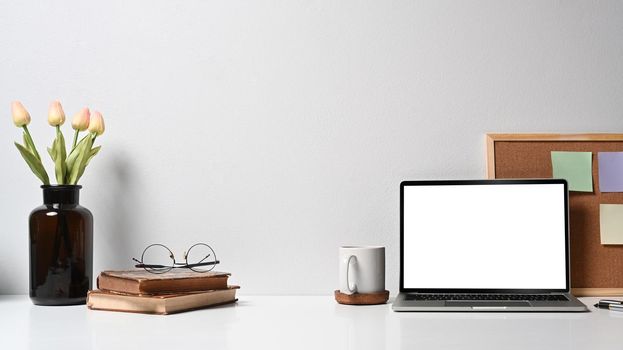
598;152;623;192
551;151;593;192
600;204;623;244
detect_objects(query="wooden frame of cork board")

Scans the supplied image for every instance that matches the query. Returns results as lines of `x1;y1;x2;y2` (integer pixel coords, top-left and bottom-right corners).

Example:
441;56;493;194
486;133;623;297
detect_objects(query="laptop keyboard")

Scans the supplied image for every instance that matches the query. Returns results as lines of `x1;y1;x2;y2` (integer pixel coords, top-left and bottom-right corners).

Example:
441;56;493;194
406;294;568;301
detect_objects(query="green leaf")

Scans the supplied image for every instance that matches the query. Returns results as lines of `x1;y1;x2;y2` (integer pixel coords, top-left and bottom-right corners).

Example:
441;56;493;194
14;142;50;185
47;146;56;161
52;127;67;184
87;146;101;163
65;134;91;181
75;145;101;183
23;132;41;161
68;134;94;185
67;147;84;185
22;128;41;161
49;137;57;158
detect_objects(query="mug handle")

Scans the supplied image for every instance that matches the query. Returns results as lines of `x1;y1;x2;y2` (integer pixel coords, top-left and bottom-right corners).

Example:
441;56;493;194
345;255;357;293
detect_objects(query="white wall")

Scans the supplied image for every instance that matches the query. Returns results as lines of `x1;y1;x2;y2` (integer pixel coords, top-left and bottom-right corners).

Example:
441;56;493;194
1;0;622;295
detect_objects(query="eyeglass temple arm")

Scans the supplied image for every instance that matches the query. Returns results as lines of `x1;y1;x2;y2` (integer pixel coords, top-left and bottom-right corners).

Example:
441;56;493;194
133;258;173;269
184;260;220;268
181;254;210;264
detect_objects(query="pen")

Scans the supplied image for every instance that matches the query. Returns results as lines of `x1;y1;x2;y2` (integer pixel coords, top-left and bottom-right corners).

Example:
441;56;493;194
609;304;623;312
594;299;623;311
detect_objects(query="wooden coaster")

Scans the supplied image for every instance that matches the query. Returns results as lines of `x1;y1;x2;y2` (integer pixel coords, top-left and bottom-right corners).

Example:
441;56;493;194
334;290;389;305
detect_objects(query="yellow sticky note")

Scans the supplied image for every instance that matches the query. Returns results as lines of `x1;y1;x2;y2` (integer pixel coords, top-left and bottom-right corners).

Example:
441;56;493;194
600;204;623;245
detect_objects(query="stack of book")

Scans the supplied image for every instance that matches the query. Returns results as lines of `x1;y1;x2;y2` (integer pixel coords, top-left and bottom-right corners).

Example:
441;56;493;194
87;270;239;315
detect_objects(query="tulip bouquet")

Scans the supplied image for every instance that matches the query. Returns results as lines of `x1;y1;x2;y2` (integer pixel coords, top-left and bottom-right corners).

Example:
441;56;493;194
11;101;105;185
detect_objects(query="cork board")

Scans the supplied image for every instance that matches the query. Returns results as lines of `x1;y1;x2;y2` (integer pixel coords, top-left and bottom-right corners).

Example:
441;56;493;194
486;134;623;297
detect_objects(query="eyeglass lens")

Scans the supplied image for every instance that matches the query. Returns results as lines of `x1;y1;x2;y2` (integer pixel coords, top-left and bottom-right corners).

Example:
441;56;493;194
185;243;217;272
141;244;175;273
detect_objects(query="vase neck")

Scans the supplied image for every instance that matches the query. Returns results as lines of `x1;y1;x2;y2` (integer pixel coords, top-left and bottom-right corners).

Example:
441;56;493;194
42;185;81;205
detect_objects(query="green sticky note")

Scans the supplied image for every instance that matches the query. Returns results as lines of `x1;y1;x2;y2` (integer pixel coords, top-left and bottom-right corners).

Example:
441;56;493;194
551;151;593;192
600;204;623;245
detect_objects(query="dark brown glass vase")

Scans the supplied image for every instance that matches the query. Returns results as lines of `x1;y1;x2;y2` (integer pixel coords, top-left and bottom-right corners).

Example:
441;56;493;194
29;185;93;305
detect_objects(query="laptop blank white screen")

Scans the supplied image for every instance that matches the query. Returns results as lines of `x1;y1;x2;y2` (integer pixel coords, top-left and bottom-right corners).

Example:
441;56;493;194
403;183;567;290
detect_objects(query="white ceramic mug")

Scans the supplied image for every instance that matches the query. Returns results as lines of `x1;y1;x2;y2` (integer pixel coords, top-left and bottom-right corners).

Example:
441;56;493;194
339;246;385;295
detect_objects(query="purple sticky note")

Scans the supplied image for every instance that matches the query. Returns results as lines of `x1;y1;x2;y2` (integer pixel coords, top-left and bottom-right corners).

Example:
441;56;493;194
598;152;623;192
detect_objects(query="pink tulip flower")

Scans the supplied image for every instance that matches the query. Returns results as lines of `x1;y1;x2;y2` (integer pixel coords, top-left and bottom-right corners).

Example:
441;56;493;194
88;111;105;136
71;108;90;131
11;101;31;127
48;100;66;126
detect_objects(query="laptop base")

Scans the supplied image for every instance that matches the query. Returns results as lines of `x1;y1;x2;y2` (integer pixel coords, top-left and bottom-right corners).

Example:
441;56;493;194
392;293;588;312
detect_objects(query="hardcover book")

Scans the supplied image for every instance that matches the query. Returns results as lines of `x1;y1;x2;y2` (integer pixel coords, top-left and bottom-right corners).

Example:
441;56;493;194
87;286;239;315
97;269;230;295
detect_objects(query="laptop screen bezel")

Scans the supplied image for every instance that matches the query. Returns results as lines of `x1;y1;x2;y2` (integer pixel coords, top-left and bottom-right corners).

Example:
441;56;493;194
399;179;571;294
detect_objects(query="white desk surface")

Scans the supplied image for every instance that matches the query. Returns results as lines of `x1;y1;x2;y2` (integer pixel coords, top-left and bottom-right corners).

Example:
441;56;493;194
1;295;622;350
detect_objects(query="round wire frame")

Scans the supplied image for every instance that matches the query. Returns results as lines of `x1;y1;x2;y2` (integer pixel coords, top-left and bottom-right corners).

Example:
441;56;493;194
140;243;175;274
185;243;217;273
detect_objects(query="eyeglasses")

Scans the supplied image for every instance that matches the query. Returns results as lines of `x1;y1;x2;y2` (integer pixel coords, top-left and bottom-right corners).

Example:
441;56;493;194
132;243;220;274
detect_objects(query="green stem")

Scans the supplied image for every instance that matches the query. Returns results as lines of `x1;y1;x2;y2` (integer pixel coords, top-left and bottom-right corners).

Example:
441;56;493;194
72;130;79;151
22;125;41;161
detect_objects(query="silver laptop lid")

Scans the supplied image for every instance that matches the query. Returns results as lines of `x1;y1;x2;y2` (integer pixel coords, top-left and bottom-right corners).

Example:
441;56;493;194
400;179;570;294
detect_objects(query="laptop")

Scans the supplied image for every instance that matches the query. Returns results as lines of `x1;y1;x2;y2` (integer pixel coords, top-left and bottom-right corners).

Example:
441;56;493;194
392;179;588;312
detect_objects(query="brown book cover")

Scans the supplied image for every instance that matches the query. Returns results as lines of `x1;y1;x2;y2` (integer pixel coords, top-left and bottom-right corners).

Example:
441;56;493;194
87;286;239;315
97;269;230;295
